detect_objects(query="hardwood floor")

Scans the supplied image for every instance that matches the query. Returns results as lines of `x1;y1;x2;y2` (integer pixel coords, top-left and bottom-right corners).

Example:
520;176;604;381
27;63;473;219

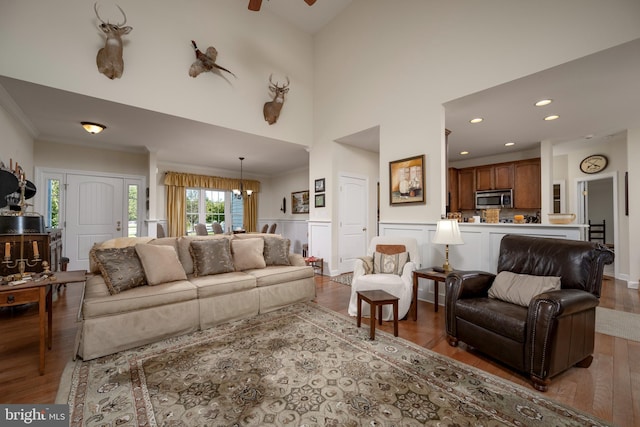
1;274;638;426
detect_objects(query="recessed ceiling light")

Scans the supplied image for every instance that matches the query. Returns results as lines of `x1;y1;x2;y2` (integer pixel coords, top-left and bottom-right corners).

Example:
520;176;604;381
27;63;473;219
460;151;469;155
505;142;515;147
544;115;559;121
469;118;483;124
81;121;106;134
535;99;553;107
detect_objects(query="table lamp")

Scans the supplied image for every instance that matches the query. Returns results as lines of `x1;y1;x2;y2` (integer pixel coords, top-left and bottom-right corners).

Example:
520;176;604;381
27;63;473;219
432;219;464;272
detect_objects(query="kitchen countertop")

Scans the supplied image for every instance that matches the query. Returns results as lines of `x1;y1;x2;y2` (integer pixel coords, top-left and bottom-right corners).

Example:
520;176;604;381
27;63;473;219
460;222;587;227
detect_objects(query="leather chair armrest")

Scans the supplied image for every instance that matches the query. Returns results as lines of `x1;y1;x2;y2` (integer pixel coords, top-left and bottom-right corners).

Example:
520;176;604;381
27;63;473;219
525;289;599;378
445;271;495;339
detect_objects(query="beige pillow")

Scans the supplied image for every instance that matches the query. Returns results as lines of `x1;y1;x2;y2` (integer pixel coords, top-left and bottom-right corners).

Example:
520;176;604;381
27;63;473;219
231;238;266;271
263;236;291;266
189;239;235;277
488;271;561;307
92;246;147;295
373;251;410;275
135;243;187;285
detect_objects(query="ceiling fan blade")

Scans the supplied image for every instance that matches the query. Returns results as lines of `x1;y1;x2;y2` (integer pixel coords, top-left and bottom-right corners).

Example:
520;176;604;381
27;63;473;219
248;0;262;11
304;0;317;5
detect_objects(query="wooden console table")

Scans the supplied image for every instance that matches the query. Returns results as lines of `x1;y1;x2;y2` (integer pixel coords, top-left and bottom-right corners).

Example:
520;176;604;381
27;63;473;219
0;270;86;374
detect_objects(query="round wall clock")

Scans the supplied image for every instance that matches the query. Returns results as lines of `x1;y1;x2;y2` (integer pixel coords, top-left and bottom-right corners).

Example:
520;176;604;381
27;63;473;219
579;154;608;174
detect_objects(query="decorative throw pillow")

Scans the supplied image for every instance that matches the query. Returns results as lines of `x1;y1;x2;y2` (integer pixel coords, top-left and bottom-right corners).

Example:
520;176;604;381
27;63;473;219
134;243;187;285
231;238;267;271
92;246;147;295
373;251;410;275
375;244;406;255
189;239;235;277
263;236;291;266
488;271;561;307
358;256;374;275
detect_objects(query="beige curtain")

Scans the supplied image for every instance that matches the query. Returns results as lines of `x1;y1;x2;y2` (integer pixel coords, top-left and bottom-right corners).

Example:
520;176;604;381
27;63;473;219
164;171;260;236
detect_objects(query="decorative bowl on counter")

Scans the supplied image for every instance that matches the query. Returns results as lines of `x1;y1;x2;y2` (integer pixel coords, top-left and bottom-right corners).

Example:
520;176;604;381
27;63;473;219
548;213;576;224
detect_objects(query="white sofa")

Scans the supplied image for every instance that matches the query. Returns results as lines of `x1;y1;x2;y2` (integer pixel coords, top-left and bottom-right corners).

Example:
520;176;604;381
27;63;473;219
76;233;315;360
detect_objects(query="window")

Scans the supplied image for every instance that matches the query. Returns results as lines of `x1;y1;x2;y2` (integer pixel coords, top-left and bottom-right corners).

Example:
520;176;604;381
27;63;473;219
128;184;138;237
185;189;231;234
46;178;61;228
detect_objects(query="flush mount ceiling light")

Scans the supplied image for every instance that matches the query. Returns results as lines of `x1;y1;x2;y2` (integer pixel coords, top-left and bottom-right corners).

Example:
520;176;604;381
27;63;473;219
505;142;515;147
544;115;560;121
469;117;483;124
81;122;106;134
460;151;470;155
535;99;553;107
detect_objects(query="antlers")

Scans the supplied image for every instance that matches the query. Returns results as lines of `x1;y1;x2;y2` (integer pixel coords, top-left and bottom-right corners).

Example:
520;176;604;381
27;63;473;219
269;74;290;92
94;3;132;79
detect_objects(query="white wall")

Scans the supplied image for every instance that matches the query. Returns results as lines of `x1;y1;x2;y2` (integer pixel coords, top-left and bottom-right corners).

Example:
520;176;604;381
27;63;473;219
0;97;35;176
0;0;313;148
312;0;640;275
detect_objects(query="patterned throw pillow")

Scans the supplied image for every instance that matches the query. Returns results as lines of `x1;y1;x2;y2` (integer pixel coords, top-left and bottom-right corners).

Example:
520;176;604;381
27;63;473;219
189;239;235;277
373;251;410;275
263;236;291;266
92;246;147;295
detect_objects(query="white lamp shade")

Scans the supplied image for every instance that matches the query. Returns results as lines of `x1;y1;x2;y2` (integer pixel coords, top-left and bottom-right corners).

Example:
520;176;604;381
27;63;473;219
432;219;464;245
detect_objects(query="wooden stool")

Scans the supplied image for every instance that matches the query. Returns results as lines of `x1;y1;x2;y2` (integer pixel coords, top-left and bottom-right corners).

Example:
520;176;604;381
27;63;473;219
356;289;399;340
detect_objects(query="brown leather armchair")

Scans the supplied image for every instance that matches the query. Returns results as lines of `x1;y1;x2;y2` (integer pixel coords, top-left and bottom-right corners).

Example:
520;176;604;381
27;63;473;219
445;234;614;391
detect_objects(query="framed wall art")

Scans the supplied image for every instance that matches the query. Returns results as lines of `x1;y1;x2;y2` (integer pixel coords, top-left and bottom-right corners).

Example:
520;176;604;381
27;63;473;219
389;154;425;205
315;193;325;208
314;178;325;193
291;190;309;214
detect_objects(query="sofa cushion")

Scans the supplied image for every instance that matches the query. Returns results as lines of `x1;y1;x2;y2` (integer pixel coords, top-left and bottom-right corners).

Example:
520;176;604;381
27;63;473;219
488;271;561;307
263;236;291;266
231;238;266;271
92;246;147;295
373;251;409;275
149;237;179;253
190;238;235;276
135;243;187;285
246;265;314;287
82;275;197;318
189;272;257;298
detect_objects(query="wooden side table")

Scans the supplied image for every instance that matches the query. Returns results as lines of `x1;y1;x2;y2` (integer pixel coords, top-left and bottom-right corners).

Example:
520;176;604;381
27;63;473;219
412;267;448;312
356;289;399;340
304;257;323;275
0;270;86;374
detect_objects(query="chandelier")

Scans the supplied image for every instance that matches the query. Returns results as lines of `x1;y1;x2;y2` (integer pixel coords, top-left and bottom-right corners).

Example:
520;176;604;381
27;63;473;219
232;157;253;199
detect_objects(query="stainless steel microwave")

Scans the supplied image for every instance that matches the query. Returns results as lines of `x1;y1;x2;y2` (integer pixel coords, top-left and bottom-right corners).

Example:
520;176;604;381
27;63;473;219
475;189;513;209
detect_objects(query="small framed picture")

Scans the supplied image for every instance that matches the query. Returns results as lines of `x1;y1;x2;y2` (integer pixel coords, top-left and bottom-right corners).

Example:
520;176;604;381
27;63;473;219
314;178;325;193
291;190;309;214
315;193;325;208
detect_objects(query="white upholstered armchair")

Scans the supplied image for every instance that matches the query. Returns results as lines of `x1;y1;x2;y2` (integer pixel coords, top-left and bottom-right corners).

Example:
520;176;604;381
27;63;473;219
347;236;420;321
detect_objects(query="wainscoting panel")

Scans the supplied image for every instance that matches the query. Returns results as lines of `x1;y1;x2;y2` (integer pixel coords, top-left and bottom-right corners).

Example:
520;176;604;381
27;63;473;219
308;221;331;275
259;219;308;255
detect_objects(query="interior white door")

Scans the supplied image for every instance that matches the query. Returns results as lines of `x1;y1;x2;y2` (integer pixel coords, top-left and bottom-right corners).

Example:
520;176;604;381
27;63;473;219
338;175;368;273
65;174;125;271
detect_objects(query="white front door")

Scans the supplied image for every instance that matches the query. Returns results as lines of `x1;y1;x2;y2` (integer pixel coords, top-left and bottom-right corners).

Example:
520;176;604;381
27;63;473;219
65;174;125;271
338;174;368;273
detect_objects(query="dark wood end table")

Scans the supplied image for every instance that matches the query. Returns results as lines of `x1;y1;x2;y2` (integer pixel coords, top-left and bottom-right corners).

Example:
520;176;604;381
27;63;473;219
0;270;86;374
356;289;399;340
412;267;449;312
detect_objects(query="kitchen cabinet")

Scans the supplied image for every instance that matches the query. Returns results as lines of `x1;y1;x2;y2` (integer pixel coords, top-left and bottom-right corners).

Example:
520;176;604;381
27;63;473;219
457;168;476;210
447;168;459;212
476;163;514;190
513;158;541;209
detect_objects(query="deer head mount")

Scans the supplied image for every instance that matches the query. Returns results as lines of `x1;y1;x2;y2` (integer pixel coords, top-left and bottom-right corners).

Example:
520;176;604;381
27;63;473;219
189;40;236;79
94;3;132;80
263;75;290;125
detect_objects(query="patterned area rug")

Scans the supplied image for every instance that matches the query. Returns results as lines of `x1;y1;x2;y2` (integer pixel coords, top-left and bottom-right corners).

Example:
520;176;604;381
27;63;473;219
57;303;611;426
330;273;352;286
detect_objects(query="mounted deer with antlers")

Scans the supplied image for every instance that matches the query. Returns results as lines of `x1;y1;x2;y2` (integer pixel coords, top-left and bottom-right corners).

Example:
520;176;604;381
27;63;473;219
263;75;290;125
94;3;132;79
